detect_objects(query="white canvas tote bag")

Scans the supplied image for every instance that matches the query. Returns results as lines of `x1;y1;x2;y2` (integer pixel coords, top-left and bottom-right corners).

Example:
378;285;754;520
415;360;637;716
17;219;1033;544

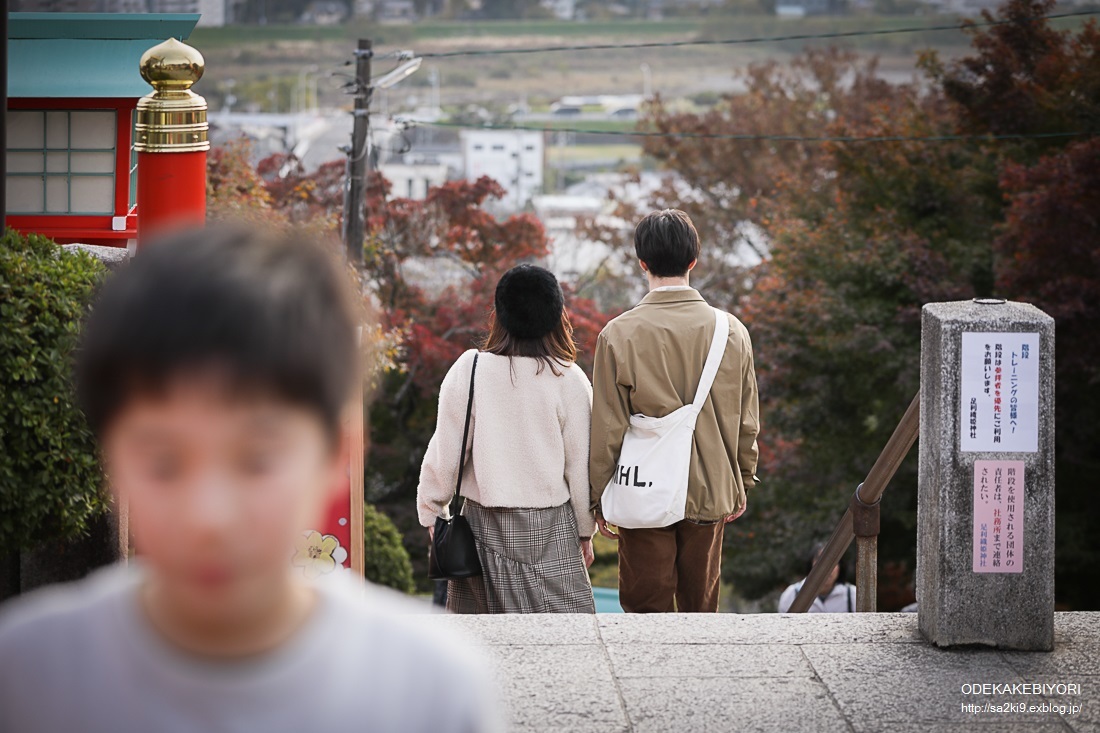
600;307;729;529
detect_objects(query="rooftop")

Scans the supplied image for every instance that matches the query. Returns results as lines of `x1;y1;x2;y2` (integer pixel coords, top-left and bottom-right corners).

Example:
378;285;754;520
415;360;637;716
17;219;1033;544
7;13;200;98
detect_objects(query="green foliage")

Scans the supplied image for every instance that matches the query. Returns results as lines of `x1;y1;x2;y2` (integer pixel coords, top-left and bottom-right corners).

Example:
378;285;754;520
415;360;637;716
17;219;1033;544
363;502;416;594
0;229;107;555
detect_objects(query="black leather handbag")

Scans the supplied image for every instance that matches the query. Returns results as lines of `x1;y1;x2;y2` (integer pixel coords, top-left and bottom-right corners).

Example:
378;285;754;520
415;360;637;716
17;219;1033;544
428;353;483;580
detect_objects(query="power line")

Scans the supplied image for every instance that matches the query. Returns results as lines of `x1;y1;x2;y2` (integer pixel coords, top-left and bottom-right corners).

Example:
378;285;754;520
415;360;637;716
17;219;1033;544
416;9;1099;59
414;119;1093;144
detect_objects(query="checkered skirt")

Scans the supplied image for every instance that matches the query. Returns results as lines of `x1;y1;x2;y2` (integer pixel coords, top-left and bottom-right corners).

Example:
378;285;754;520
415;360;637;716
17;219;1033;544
447;499;595;614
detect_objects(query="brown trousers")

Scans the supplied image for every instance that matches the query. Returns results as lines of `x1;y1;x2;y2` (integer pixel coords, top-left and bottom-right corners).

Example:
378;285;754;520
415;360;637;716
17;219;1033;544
617;520;725;613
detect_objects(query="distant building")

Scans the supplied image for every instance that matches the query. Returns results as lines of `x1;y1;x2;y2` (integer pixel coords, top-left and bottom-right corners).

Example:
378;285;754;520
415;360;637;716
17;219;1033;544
919;0;1001;13
775;0;842;16
531;194;609;280
378;162;450;200
5;12;201;246
376;0;416;20
298;0;349;23
357;0;445;18
534;170;763;282
461;129;543;212
379;125;464;179
12;0;229;25
540;0;576;19
645;0;724;17
148;0;227;25
12;0;147;10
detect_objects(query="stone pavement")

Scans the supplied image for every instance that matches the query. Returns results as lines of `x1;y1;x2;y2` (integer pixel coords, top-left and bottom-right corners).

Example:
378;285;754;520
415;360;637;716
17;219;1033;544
428;612;1100;733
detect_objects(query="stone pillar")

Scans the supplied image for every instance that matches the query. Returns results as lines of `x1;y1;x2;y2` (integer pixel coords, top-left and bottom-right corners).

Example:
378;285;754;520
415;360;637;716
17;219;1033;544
917;299;1055;651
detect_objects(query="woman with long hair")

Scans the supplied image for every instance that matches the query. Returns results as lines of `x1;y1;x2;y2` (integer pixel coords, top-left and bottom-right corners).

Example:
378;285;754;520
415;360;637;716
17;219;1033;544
416;264;596;613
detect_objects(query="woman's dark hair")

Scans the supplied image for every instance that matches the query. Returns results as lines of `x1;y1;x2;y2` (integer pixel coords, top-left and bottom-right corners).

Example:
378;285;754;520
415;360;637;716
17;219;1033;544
634;208;701;278
482;307;577;377
75;223;360;442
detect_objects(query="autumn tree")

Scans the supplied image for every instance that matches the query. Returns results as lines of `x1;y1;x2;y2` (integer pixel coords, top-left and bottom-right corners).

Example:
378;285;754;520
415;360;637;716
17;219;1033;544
233;148;614;586
632;49;903;308
627;0;1100;608
926;0;1100;608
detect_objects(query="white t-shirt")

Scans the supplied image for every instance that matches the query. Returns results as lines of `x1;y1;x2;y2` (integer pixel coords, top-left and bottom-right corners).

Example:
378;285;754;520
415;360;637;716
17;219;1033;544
777;580;857;613
0;565;501;733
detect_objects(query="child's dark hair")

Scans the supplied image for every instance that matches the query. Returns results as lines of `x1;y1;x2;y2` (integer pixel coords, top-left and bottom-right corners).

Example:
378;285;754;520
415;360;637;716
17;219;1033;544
75;224;360;442
633;208;701;278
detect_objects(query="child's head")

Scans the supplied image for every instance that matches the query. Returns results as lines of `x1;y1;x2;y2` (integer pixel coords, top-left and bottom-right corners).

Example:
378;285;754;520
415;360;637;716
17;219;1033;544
77;224;359;625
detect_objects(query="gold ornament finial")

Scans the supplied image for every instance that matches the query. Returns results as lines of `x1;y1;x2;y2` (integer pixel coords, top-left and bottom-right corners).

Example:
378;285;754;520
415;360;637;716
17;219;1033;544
134;38;209;153
139;38;205;93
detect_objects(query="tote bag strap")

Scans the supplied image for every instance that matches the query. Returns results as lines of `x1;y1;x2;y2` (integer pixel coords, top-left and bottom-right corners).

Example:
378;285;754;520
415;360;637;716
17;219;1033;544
691;308;730;411
451;353;478;511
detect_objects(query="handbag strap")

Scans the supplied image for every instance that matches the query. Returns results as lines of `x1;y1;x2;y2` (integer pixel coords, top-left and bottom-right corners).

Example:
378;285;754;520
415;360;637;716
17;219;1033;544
691;308;730;410
452;353;479;508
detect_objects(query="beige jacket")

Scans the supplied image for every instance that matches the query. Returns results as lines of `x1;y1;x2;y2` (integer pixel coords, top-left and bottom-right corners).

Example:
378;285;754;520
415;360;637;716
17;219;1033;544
589;287;760;522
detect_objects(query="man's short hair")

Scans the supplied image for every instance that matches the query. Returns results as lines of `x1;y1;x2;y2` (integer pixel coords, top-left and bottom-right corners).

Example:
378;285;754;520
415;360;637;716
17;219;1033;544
633;209;700;278
75;224;359;440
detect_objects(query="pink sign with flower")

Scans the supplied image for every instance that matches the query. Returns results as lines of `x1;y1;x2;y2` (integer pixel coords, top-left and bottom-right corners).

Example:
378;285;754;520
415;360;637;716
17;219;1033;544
293;392;365;579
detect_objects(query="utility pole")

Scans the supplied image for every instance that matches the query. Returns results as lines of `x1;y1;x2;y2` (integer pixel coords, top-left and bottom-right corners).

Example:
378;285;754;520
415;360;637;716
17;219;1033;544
343;38;372;268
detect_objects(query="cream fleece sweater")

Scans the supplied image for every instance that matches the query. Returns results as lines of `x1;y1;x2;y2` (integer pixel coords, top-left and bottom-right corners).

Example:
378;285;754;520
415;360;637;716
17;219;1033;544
416;349;596;538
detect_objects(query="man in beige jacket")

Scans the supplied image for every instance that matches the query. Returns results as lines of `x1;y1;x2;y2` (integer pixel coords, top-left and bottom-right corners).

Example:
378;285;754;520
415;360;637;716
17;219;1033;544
590;209;760;613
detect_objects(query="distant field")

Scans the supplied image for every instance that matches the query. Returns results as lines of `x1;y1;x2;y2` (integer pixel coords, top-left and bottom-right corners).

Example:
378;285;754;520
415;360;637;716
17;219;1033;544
189;17;706;49
189;13;1095;114
190;13;1093;51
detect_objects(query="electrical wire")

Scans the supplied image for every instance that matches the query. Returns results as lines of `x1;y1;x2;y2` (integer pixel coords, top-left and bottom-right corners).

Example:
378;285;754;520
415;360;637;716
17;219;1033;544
415;9;1099;59
413;119;1093;144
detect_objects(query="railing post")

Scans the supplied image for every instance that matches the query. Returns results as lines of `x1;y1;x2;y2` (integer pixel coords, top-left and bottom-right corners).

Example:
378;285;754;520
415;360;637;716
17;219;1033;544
850;483;880;612
788;392;919;613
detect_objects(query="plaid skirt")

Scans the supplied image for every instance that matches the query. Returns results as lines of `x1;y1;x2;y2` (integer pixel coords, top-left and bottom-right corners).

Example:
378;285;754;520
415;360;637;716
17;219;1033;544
447;499;595;614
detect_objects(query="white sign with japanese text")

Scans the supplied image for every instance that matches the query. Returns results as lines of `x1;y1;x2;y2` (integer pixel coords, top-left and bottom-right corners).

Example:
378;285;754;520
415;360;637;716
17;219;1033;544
960;331;1040;452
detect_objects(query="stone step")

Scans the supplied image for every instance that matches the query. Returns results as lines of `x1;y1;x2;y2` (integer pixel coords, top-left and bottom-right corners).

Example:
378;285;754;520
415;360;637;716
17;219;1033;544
426;612;1099;733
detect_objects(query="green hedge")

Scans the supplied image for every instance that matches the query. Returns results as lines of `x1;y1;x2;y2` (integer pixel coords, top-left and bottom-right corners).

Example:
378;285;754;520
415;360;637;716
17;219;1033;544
363;503;415;593
0;229;106;555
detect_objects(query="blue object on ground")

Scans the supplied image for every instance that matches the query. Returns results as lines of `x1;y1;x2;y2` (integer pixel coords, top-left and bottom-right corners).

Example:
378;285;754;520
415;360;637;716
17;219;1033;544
593;586;623;613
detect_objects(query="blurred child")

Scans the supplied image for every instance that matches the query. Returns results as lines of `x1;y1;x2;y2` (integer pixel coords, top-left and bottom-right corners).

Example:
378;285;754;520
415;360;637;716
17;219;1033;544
0;226;500;733
777;542;857;613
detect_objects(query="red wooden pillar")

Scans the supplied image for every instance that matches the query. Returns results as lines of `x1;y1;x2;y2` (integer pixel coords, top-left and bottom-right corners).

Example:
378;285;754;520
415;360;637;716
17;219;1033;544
133;38;208;247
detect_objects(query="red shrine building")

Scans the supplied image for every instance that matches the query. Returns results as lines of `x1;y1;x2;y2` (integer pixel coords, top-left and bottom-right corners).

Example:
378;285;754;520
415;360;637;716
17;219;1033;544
5;13;200;248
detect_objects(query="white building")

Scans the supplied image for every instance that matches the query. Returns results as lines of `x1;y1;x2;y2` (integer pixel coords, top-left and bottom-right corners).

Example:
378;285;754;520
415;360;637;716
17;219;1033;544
921;0;1001;13
378;162;449;200
540;0;575;19
146;0;227;25
462;129;544;212
531;194;613;280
